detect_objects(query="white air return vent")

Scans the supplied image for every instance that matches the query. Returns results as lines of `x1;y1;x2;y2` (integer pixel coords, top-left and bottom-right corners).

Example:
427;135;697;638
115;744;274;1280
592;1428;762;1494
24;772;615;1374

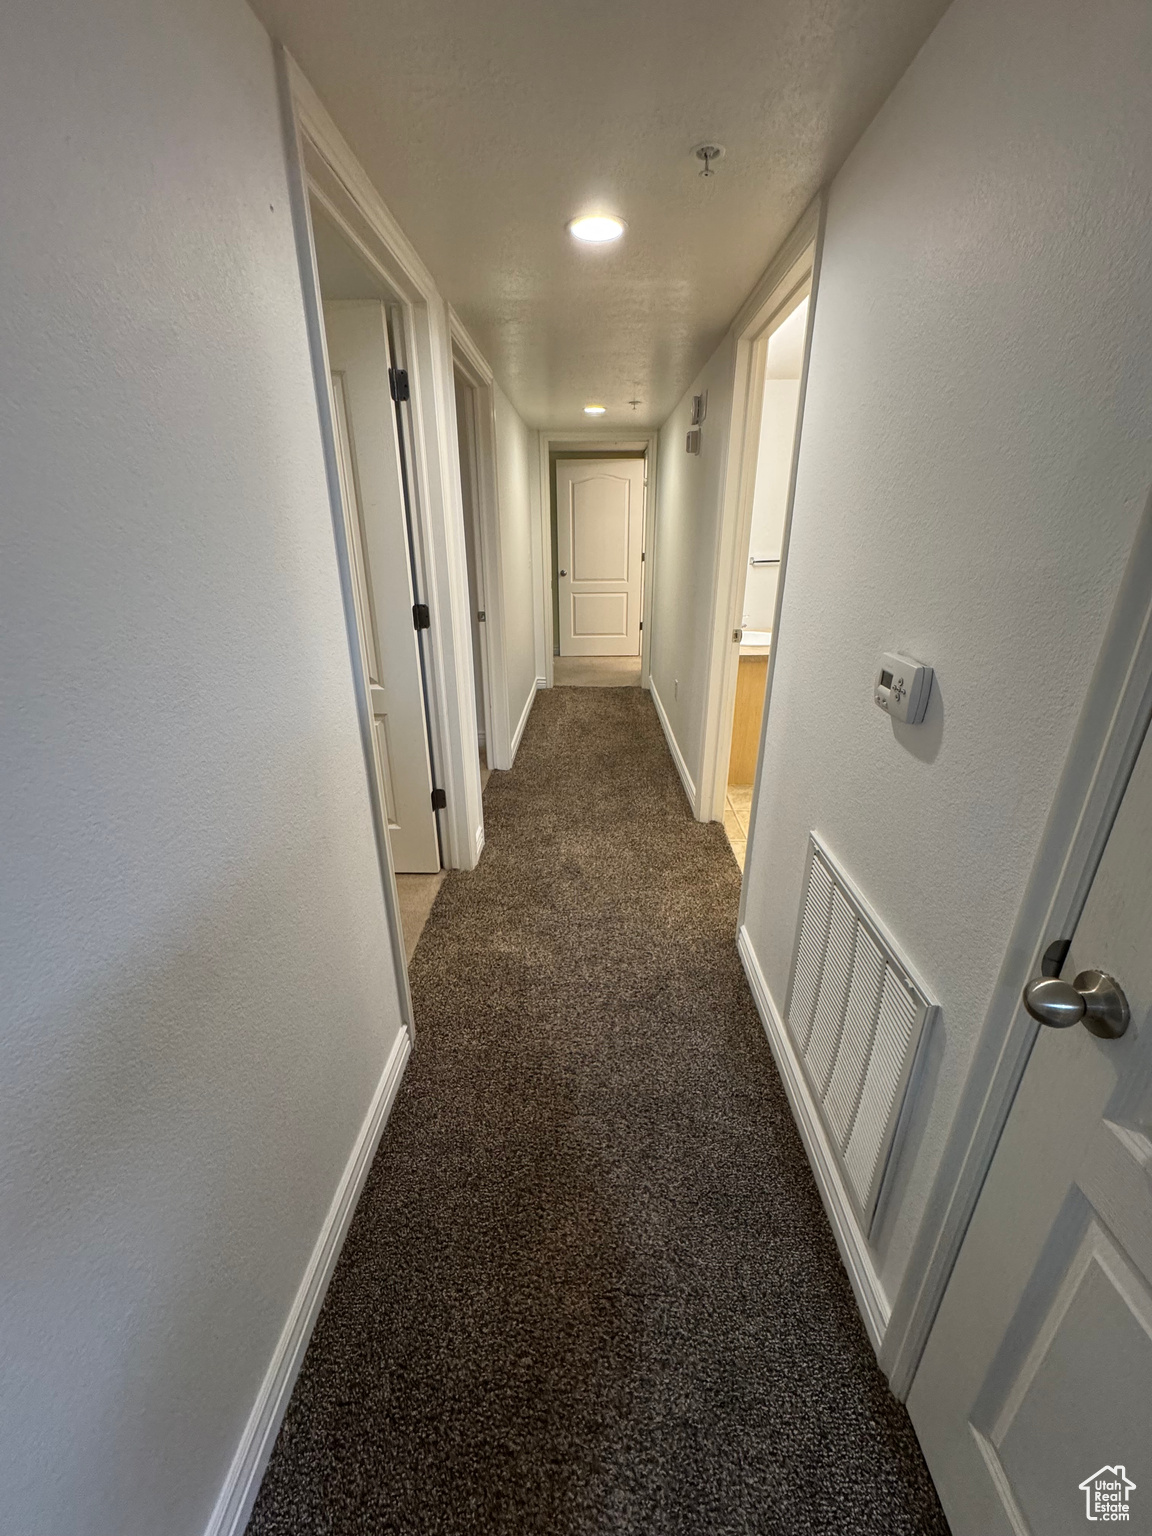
784;834;937;1233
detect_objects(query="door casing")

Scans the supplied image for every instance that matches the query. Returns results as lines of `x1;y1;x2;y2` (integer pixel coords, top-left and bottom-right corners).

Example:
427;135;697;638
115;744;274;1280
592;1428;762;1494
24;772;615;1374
325;300;441;873
275;46;485;882
537;432;658;690
450;317;515;770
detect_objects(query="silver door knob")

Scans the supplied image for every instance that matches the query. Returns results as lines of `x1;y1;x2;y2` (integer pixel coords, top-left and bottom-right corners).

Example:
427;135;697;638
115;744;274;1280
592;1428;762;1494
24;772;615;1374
559;569;567;576
1022;969;1130;1039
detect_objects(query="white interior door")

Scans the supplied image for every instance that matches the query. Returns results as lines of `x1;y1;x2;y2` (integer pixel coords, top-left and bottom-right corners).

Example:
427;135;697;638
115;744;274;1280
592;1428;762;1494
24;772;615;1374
324;300;439;874
908;722;1152;1534
556;458;645;656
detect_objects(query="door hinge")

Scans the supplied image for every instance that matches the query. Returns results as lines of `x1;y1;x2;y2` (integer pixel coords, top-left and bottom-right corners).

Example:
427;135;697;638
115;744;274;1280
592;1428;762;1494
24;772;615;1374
639;620;643;631
389;367;410;403
477;609;486;622
641;551;646;562
413;602;431;630
431;787;447;810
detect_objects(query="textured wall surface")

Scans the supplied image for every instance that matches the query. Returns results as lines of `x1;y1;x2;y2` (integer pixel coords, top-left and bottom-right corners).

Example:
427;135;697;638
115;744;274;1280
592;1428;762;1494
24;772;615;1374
494;386;540;744
743;0;1152;1301
649;337;737;793
0;1;407;1531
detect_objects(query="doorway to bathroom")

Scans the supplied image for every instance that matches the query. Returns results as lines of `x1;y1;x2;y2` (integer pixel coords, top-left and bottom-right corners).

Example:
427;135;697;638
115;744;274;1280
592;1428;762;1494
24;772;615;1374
693;205;820;866
723;294;810;867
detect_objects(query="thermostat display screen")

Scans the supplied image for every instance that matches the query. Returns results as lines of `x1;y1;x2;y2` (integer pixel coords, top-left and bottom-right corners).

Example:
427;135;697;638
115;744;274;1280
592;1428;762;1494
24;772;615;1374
880;669;893;688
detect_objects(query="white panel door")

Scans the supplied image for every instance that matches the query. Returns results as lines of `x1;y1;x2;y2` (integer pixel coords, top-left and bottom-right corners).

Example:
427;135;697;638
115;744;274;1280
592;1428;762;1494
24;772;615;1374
556;459;645;656
324;301;439;874
909;723;1152;1534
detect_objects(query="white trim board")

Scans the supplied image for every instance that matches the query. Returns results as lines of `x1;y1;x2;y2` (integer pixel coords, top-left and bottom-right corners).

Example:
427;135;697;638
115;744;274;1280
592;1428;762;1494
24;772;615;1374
737;924;890;1351
649;678;697;813
205;1026;411;1536
510;679;538;763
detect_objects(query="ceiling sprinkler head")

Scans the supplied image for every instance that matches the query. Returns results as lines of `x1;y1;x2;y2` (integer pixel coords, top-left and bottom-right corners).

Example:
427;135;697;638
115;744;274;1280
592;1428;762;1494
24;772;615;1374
694;143;725;178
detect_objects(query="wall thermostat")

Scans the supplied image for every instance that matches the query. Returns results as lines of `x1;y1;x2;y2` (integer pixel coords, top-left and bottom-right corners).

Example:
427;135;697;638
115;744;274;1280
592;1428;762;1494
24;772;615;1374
875;652;933;724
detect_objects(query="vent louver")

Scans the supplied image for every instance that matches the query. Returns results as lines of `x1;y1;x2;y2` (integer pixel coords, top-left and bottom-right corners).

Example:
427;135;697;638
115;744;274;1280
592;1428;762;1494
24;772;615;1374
784;835;937;1232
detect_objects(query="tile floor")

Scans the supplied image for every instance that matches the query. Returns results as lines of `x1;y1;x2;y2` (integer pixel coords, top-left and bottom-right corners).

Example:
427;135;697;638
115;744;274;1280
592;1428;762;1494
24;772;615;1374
394;870;446;963
553;655;641;687
723;783;753;871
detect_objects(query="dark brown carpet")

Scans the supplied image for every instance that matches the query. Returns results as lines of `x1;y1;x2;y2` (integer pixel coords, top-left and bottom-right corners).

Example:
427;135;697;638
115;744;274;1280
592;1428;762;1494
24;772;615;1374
246;687;949;1536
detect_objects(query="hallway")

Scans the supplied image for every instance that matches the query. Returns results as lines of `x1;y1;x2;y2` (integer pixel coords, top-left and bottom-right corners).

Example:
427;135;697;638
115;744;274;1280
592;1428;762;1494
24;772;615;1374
246;689;946;1535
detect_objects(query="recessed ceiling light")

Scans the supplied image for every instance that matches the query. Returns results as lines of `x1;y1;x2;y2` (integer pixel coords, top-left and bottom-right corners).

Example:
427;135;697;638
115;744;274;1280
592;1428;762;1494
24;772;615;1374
584;404;607;415
568;215;625;244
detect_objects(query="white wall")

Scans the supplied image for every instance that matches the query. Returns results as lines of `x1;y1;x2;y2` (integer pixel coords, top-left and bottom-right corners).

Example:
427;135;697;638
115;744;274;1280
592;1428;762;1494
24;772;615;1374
649;337;737;802
743;379;801;631
493;385;540;750
742;0;1152;1306
0;2;408;1532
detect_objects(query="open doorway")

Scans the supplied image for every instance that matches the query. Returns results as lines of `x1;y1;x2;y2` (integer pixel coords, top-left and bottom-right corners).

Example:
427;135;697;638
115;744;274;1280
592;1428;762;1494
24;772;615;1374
693;207;820;862
310;197;446;952
723;295;810;866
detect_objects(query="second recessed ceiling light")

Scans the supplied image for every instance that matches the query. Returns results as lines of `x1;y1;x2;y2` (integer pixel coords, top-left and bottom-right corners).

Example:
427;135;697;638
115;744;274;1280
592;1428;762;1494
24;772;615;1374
568;215;625;244
584;404;607;415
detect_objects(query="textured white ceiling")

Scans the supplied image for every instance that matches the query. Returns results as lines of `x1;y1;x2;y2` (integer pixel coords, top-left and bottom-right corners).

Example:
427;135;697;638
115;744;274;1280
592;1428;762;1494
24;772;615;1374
252;0;950;429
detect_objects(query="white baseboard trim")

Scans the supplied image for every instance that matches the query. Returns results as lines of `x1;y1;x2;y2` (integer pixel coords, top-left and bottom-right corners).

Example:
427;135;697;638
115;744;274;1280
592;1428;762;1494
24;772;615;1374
649;678;698;812
205;1025;412;1536
737;924;891;1353
510;681;537;763
536;674;547;689
475;822;485;861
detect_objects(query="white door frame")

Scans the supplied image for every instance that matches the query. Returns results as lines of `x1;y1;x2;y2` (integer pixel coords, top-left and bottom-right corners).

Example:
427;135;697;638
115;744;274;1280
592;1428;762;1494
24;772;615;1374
697;197;824;825
537;432;658;689
274;47;485;875
449;315;514;770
